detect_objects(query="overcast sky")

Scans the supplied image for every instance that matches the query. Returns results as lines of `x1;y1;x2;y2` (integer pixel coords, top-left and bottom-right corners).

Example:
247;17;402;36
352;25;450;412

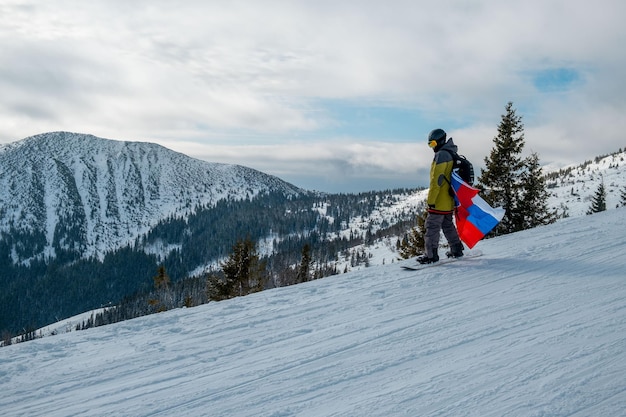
1;1;625;192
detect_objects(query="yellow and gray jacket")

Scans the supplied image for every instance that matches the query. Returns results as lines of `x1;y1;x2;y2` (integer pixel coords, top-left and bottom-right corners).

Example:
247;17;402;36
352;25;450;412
427;139;457;214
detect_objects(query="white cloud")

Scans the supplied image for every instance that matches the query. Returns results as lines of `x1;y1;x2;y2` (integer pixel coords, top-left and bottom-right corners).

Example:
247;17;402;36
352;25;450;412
1;0;625;191
153;138;428;191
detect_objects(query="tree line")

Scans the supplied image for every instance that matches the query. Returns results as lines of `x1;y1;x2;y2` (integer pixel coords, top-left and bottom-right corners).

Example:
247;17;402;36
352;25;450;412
1;188;423;340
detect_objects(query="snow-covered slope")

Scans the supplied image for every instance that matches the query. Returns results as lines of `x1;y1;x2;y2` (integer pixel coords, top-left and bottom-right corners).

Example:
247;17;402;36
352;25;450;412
2;208;624;417
334;149;626;273
546;149;626;216
0;132;303;260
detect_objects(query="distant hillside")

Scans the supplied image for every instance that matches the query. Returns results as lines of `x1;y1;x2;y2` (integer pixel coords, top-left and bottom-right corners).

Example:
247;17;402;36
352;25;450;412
545;148;626;216
0;132;303;262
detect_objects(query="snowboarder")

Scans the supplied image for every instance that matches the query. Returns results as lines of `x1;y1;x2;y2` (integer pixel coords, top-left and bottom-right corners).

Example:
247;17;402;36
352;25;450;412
417;128;465;264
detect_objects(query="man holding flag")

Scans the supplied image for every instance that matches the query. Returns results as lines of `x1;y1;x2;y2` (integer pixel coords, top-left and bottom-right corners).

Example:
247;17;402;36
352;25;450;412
417;129;504;264
417;128;465;264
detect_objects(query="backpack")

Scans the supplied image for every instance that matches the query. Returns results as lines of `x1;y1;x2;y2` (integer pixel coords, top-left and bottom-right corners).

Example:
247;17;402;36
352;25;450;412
443;149;474;185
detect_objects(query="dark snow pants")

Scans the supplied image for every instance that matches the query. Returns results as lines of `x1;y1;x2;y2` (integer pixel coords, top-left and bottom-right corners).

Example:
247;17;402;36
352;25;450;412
424;212;462;258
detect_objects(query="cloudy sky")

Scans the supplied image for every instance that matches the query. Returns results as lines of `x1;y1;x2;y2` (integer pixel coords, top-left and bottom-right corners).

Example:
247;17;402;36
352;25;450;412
1;1;625;192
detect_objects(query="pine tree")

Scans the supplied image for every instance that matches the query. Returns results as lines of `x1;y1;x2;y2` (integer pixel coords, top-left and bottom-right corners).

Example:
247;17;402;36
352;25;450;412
398;211;427;259
206;273;229;301
153;265;171;290
587;181;607;214
219;237;267;298
518;152;557;228
479;102;527;234
621;186;626;207
149;265;172;312
296;244;312;283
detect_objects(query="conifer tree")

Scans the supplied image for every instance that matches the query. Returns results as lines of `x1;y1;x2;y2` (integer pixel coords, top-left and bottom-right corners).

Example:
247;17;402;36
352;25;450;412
479;102;527;234
518;152;557;228
296;244;312;283
149;265;172;312
399;211;427;259
621;186;626;207
206;273;230;301
219;237;267;298
153;265;171;290
587;181;607;214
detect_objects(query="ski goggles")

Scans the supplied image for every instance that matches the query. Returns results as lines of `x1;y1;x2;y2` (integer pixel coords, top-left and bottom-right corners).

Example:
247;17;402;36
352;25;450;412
428;140;438;148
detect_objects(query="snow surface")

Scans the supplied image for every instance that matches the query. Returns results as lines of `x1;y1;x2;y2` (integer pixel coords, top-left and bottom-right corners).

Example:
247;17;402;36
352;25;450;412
2;208;625;417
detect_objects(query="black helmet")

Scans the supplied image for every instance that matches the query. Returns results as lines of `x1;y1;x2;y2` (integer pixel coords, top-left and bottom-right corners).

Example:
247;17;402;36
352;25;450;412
427;129;446;148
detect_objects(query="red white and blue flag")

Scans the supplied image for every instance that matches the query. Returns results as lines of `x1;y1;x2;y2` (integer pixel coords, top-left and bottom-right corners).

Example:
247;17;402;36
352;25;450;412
450;171;505;248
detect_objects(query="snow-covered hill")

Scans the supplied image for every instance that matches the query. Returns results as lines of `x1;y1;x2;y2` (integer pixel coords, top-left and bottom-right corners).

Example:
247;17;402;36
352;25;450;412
546;149;626;217
0;132;303;261
2;208;624;417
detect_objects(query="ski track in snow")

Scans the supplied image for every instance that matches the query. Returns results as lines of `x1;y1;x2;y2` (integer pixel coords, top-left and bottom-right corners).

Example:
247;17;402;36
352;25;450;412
1;209;626;416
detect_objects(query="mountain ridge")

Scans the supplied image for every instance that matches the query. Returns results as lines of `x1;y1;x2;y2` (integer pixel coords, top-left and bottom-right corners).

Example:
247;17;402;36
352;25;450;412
0;131;304;262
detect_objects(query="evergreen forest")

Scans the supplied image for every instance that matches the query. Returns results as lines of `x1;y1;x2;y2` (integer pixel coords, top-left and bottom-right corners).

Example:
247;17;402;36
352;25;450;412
1;188;422;338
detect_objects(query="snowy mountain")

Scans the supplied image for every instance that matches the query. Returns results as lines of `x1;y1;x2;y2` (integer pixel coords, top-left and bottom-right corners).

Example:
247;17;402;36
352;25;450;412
0;132;303;262
2;207;624;416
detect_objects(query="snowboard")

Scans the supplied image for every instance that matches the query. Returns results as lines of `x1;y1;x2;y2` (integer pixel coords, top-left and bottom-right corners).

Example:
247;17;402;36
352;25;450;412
401;249;483;271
